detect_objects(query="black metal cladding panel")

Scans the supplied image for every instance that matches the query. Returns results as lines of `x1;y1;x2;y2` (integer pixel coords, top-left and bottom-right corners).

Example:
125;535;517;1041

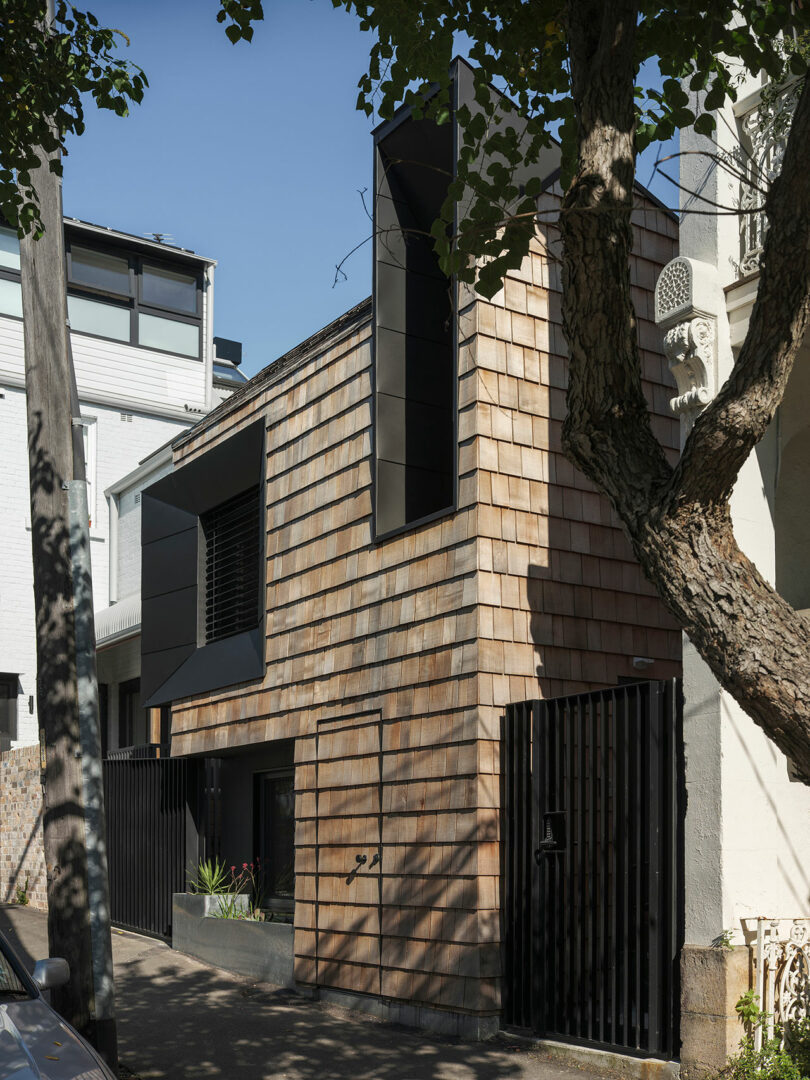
375;458;454;537
141;525;197;601
141;588;198;654
140;419;265;707
376;261;452;345
141;492;197;546
375;327;453;406
376;393;454;471
145;626;263;707
140;644;197;709
374;194;446;282
143;421;264;519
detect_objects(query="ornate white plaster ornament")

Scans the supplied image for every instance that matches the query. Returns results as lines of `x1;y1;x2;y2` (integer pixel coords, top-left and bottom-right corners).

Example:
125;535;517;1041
752;917;810;1052
654;257;725;429
663;318;715;417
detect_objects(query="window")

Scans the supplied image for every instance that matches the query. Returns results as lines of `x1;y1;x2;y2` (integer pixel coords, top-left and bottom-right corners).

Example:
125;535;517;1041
141;263;198;314
255;770;295;907
65;235;202;357
138;312;199;357
78;417;97;528
0;226;203;353
373;96;456;537
0;278;22;319
0;226;21;319
70;245;130;294
201;485;262;644
68;295;130;342
118;678;148;748
0;675;18;751
0;226;20;271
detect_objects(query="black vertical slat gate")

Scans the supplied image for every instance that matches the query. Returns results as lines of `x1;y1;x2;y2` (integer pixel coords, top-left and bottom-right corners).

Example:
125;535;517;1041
501;679;683;1059
103;756;203;940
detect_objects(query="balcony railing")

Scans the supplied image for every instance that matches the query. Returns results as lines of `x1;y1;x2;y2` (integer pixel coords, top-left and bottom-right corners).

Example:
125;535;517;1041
737;83;799;277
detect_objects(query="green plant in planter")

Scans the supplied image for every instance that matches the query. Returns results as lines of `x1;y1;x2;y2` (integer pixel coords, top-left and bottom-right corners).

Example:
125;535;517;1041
189;857;231;895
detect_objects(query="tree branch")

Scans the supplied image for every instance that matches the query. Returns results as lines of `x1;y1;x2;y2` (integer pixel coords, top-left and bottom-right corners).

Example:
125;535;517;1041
672;75;810;509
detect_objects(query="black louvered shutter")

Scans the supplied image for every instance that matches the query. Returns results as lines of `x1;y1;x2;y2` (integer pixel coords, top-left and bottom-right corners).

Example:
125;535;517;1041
202;485;261;643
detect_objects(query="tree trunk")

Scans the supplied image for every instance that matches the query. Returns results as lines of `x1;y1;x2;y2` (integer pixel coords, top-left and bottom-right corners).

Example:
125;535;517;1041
19;123;118;1067
559;0;810;778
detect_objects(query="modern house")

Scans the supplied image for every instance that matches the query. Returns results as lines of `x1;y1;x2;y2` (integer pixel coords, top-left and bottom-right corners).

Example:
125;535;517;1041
138;60;683;1051
0;218;245;905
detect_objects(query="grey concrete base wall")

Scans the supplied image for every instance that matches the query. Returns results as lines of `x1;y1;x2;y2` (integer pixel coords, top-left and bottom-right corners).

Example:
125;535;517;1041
680;944;750;1079
172;894;294;988
316;986;500;1041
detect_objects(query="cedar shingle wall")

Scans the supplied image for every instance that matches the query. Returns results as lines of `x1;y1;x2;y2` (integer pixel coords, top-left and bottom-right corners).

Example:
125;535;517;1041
169;194;679;1019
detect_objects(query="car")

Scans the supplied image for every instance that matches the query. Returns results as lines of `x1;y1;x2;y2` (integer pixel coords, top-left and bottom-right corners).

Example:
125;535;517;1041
0;929;115;1080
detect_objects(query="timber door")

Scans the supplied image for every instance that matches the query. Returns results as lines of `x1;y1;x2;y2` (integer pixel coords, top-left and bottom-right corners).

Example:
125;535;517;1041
295;714;383;996
502;680;682;1059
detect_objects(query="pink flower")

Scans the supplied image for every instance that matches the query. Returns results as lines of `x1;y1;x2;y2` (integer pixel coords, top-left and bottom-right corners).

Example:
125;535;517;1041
242;862;248;869
230;865;236;874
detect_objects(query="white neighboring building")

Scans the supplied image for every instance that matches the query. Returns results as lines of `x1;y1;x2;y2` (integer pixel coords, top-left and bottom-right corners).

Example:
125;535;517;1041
656;70;810;1074
0;218;246;750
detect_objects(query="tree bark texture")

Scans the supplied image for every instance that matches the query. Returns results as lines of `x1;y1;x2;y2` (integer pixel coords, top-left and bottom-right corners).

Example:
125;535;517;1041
19;137;117;1066
559;0;810;777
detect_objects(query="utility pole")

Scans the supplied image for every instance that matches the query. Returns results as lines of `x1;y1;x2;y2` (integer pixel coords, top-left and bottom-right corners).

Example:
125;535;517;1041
18;5;117;1068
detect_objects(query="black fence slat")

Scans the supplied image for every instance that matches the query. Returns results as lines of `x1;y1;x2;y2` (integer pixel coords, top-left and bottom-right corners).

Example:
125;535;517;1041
103;755;205;941
501;679;682;1060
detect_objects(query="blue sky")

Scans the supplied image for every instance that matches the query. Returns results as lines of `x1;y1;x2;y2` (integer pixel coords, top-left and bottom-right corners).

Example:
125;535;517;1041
63;1;676;379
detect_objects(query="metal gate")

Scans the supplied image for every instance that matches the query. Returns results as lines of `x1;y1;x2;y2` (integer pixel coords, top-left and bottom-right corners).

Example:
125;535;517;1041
103;754;203;939
502;679;682;1059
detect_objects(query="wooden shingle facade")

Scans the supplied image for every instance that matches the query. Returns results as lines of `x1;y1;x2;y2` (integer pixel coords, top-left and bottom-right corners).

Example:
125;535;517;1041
145;191;681;1034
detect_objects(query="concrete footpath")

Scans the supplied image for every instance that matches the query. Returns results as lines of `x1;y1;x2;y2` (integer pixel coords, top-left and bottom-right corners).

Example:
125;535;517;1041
0;904;613;1080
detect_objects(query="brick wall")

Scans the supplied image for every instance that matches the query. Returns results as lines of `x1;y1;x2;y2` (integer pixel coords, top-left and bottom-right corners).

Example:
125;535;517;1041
0;745;46;909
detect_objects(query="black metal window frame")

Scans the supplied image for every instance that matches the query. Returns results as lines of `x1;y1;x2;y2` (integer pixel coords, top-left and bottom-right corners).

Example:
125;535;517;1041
371;78;460;544
0;672;18;748
64;238;203;359
0;228;204;356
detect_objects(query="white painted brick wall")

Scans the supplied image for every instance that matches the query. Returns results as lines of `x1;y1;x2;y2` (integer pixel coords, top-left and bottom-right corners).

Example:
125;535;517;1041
0;387;193;747
116;458;175;601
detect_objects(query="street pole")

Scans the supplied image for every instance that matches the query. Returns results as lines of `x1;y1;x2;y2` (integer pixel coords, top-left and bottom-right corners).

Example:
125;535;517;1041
18;6;117;1067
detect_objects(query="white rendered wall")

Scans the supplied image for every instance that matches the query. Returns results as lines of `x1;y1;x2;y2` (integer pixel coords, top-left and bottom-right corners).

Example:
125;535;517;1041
679;79;810;944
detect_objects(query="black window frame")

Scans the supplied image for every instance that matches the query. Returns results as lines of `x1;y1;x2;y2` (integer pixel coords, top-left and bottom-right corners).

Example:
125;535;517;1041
371;74;460;543
63;235;204;360
0;673;18;750
118;677;149;749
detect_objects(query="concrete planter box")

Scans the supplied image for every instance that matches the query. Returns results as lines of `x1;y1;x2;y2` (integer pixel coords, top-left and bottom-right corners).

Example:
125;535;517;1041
183;892;250;918
172;893;294;988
